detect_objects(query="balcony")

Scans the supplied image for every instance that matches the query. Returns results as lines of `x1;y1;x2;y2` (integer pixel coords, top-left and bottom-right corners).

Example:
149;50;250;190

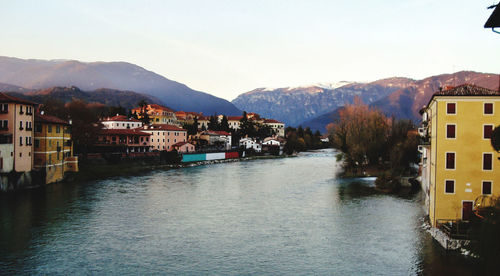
0;110;8;114
436;219;478;240
26;111;33;115
26;127;32;131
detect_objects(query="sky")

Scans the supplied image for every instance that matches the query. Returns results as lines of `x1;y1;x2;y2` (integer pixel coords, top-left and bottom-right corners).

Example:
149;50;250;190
1;0;499;100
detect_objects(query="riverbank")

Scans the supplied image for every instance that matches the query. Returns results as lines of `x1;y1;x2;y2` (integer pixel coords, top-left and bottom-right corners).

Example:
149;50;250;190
71;154;290;184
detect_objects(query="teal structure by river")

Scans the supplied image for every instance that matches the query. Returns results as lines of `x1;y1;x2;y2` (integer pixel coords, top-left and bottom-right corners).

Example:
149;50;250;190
0;149;476;275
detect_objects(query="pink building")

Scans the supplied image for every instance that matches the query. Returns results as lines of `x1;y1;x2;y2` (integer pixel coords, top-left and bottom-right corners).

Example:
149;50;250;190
0;93;37;172
142;124;187;151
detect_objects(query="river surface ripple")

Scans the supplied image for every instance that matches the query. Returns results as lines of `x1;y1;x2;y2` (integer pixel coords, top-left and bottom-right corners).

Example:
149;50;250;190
0;149;476;275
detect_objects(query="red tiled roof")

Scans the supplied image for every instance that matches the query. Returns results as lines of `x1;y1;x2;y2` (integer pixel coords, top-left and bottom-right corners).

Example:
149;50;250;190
99;129;151;136
426;84;500;108
0;92;38;105
102;115;141;122
263;119;283;124
148;104;174;112
144;124;186;131
172;141;191;147
35;113;69;125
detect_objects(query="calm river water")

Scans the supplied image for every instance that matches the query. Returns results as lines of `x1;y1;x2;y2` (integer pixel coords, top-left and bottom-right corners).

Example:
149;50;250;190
1;149;476;275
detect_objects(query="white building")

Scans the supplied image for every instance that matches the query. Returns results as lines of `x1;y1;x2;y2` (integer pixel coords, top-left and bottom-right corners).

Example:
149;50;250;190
101;115;143;129
263;119;285;137
239;137;261;152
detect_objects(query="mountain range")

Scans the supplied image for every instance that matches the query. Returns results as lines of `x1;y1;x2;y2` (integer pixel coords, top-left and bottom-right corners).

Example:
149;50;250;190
232;77;415;126
0;57;497;134
300;71;499;132
0;56;241;115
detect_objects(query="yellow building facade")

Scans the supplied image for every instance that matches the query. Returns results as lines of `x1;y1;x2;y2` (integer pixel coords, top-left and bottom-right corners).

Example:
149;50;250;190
132;104;178;125
34;113;78;184
421;85;500;227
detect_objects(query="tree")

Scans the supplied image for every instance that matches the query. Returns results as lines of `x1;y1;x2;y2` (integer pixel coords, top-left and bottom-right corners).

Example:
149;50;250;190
328;97;390;172
66;99;102;156
208;115;220;131
220;115;230;132
137;99;150;125
491;125;500;152
41;98;67;119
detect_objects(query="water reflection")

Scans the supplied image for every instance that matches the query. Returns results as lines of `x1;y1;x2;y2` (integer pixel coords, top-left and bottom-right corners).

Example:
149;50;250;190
0;149;477;275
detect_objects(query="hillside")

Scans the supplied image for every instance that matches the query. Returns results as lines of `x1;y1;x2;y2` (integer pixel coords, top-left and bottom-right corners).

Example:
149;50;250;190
0;56;241;115
5;86;161;110
232;78;414;126
302;71;499;133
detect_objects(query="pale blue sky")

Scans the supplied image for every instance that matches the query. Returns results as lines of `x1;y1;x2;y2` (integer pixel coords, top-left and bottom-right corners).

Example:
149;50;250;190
1;0;498;100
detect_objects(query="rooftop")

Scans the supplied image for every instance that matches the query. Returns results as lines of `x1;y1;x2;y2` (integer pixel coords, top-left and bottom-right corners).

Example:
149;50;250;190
426;84;500;109
102;115;141;122
143;124;186;131
99;129;151;136
0;92;38;105
35;113;69;125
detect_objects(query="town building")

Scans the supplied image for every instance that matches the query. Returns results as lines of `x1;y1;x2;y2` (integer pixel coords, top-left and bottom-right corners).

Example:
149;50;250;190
419;84;500;227
263;119;285;137
132;104;178;125
196;130;232;150
101;115;143;129
33;112;78;184
198;116;210;130
172;141;195;153
239;137;261;152
175;111;202;125
95;129;152;153
141;124;187;151
0;93;36;173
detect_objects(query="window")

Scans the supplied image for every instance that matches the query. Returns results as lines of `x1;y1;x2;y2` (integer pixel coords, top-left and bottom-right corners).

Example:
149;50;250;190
48;125;52;133
56;125;60;133
483;153;493;171
35;139;39;148
29;137;31;145
484;125;493;139
445;180;455;194
1;103;8;112
19;121;23;130
446;152;455;169
484;103;493;115
19;136;22;146
35;124;42;132
482;181;492;195
2;120;7;129
25;137;28;145
447;103;456;114
25;121;28;129
446;124;456;139
19;105;23;114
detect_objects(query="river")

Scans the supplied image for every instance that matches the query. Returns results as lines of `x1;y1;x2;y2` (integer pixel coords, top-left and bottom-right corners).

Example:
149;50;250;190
0;149;476;275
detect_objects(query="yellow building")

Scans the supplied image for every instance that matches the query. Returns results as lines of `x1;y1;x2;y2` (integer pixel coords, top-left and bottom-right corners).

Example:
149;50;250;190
34;113;78;184
132;104;178;125
420;84;500;227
